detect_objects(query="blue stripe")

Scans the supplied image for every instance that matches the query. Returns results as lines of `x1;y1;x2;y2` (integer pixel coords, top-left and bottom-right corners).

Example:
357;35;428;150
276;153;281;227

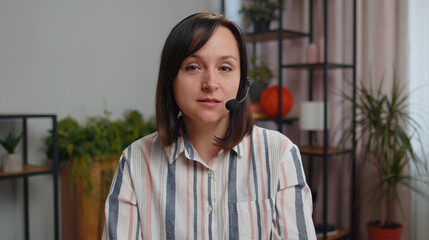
291;147;308;239
165;150;177;239
250;134;262;239
107;154;127;240
275;182;282;237
183;135;194;159
127;146;132;168
227;151;239;239
208;174;213;240
193;161;198;240
135;213;140;240
263;129;271;197
173;139;179;159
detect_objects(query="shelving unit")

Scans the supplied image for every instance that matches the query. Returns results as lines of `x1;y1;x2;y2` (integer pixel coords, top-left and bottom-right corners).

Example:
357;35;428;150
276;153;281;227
0;114;59;240
240;0;357;239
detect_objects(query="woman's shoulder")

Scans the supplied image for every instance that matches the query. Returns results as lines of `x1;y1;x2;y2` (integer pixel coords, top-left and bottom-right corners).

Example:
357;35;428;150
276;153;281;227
252;125;291;142
134;131;159;143
124;131;162;156
251;125;296;153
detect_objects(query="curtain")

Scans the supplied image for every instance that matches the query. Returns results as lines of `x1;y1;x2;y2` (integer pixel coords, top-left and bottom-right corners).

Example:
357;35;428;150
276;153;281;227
310;1;410;239
409;1;429;239
358;0;410;239
226;0;415;239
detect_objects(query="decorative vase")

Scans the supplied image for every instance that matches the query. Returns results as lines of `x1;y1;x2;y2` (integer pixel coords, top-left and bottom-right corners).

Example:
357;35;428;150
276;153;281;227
259;86;293;118
307;43;318;64
366;221;403;240
318;37;325;63
1;153;22;172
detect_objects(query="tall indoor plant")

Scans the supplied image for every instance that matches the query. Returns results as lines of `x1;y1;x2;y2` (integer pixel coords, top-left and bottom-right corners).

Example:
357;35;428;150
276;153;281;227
339;74;429;239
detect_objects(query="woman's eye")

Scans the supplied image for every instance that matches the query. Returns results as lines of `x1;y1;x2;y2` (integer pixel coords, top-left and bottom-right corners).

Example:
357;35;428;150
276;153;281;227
185;65;199;71
220;66;232;72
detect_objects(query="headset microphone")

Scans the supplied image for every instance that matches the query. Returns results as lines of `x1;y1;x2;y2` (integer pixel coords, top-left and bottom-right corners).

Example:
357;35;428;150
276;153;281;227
225;78;253;112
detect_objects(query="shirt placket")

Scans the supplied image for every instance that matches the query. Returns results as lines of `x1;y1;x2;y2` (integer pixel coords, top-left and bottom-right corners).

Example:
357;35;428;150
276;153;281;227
206;166;216;240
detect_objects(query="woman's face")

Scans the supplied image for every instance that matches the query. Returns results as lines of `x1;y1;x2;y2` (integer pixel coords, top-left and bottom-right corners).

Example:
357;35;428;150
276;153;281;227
174;26;240;128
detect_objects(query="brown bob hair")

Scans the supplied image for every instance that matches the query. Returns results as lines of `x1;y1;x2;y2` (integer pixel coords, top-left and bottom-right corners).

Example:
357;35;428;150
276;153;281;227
155;12;254;149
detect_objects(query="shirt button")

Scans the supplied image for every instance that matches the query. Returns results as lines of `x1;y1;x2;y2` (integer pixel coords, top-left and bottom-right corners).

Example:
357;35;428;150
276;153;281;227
207;169;213;176
208;206;213;213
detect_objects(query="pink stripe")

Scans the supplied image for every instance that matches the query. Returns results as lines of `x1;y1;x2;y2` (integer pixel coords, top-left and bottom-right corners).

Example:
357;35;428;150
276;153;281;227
144;140;153;239
128;192;135;240
159;158;166;239
247;202;256;240
223;156;229;239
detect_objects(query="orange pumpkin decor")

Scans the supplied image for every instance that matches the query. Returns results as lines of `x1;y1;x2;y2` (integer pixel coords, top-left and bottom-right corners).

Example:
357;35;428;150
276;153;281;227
259;86;293;118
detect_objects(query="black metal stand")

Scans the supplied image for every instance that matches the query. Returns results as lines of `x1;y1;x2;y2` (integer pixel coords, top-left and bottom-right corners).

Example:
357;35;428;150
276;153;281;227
0;114;59;240
232;0;357;238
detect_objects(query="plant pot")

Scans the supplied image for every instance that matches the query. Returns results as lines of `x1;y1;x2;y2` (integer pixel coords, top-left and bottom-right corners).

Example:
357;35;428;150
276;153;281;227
1;153;22;172
254;20;271;33
249;82;268;103
61;161;118;240
366;221;403;240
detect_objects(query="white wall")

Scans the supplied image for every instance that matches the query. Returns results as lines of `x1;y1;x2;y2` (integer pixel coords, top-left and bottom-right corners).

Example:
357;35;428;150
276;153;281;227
0;0;219;239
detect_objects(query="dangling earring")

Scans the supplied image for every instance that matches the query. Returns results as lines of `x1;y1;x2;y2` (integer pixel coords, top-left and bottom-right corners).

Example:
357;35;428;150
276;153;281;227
177;110;182;118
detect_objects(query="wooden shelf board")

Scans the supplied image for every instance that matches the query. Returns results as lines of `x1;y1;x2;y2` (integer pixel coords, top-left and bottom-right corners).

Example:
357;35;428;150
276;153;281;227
246;29;309;42
317;228;350;240
282;63;354;70
0;164;52;178
251;104;298;125
300;146;351;156
0;113;56;118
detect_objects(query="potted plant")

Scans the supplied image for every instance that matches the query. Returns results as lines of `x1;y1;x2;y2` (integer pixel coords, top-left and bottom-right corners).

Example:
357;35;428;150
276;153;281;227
44;109;156;240
339;75;429;239
240;0;280;33
248;54;274;103
0;132;22;172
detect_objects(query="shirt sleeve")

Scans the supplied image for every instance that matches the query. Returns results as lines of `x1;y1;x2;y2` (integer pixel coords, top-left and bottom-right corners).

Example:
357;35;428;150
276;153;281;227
272;142;317;240
102;152;142;240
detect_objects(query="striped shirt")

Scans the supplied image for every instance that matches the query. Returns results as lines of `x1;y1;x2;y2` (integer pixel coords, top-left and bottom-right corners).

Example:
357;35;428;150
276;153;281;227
102;126;316;240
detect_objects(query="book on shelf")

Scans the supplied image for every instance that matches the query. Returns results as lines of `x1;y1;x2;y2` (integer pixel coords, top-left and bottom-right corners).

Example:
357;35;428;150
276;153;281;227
250;103;269;119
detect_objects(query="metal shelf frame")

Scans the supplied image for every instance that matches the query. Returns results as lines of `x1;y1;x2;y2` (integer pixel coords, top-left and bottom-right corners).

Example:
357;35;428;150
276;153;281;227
0;114;59;240
230;0;357;239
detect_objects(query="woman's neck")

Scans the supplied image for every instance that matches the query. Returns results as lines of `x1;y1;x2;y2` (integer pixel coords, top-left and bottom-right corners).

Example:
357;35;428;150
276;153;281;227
182;117;228;164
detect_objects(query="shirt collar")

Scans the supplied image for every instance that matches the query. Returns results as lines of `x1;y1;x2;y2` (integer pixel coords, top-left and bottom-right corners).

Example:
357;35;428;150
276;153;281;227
232;140;244;158
165;135;185;165
165;134;244;165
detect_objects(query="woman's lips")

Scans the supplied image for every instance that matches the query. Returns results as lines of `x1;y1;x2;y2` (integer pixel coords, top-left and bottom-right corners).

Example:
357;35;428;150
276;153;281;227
197;98;221;107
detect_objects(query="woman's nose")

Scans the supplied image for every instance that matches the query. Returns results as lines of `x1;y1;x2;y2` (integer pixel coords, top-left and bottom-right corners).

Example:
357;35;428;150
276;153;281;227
201;71;219;91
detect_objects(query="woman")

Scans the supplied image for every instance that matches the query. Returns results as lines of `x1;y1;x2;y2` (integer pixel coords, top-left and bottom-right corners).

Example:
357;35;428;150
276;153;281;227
103;12;316;239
